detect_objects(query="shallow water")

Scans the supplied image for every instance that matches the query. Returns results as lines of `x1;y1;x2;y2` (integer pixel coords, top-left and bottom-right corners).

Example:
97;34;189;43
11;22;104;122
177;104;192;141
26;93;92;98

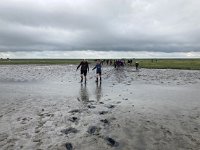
0;65;200;150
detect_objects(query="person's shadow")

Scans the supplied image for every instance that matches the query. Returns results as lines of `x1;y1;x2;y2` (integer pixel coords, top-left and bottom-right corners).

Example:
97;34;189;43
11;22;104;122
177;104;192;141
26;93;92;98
95;82;102;102
79;83;89;104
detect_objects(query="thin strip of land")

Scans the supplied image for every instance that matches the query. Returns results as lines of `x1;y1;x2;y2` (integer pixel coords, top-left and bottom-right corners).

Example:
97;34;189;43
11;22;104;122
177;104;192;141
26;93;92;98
0;59;200;70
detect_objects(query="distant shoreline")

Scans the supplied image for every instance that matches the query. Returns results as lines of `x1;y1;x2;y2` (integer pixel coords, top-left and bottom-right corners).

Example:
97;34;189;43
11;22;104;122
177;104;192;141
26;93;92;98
0;58;200;70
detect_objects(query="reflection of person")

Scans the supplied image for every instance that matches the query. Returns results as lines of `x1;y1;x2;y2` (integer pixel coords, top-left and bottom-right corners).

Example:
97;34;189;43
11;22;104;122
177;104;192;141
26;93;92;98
80;84;89;103
92;59;102;82
76;59;89;83
95;82;102;101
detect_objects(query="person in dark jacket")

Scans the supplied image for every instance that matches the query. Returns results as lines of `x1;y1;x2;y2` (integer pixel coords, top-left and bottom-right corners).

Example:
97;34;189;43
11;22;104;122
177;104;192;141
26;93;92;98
92;59;102;83
77;59;89;83
135;62;139;70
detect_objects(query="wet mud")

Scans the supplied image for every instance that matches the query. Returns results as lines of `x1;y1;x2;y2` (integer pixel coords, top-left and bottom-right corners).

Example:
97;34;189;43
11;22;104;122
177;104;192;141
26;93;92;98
0;65;200;150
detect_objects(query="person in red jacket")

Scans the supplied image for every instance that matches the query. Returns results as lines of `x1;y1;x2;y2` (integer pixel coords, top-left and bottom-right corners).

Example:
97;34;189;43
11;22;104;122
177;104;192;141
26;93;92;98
76;59;89;83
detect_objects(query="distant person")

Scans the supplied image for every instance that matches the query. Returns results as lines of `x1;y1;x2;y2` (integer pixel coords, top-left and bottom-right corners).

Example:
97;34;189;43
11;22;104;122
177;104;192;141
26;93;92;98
110;59;113;65
128;59;132;65
76;59;89;83
101;60;104;65
114;60;116;68
135;62;139;70
106;60;109;65
92;59;102;83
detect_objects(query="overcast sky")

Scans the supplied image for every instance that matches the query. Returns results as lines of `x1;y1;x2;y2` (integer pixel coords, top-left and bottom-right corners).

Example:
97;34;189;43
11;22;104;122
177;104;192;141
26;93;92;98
0;0;200;58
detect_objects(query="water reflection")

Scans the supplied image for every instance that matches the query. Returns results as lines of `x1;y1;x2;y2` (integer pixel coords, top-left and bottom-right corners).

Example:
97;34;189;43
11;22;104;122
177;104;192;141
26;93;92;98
114;68;126;83
95;82;102;101
79;83;89;103
79;82;103;103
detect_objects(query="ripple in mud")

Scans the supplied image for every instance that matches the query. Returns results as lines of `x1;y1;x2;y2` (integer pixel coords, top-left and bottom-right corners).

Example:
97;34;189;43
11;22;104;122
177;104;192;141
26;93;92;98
105;137;119;147
69;109;81;114
61;127;79;135
65;143;73;150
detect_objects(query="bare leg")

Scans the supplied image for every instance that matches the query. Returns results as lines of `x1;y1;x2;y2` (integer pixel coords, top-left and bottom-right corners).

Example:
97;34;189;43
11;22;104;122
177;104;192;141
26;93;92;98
81;75;83;82
84;75;87;83
96;74;98;82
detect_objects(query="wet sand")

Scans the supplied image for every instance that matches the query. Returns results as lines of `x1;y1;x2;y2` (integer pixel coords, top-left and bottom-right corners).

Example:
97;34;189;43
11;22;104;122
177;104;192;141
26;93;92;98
0;65;200;150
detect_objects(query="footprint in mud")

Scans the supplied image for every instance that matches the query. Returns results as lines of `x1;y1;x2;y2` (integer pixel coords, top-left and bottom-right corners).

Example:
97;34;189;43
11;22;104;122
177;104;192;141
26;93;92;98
100;119;109;125
3;138;18;149
32;138;42;143
105;137;119;147
87;126;101;135
37;112;54;118
88;100;95;103
105;105;115;109
34;120;46;133
77;97;81;101
61;127;79;135
0;133;9;142
69;109;81;114
37;120;46;128
19;117;32;124
160;126;172;136
99;111;109;115
87;105;96;109
65;142;73;150
68;117;79;123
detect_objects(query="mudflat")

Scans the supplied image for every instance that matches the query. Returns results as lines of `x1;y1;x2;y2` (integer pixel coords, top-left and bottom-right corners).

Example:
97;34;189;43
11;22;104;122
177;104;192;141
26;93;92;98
0;65;200;150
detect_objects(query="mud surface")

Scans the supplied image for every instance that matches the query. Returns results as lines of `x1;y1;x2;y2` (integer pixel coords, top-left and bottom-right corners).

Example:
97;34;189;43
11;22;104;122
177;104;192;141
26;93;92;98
0;65;200;150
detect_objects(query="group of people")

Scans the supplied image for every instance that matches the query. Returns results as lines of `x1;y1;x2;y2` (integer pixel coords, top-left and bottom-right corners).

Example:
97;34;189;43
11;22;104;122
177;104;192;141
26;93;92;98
76;59;139;83
76;59;102;83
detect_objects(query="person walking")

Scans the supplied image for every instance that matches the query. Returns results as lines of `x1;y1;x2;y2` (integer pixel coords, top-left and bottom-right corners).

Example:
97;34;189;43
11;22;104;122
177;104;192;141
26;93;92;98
135;62;139;70
76;59;89;83
92;59;102;83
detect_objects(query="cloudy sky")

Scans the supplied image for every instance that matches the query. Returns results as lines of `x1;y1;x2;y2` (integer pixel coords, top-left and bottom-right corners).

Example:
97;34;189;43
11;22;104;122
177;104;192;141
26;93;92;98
0;0;200;58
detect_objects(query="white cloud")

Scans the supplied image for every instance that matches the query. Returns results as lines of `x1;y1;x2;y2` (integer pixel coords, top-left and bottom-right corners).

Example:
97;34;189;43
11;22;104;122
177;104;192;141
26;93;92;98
0;0;200;55
0;51;200;59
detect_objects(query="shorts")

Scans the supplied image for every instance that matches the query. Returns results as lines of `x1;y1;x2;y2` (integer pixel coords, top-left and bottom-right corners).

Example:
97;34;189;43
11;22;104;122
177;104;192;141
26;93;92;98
81;70;87;76
96;71;101;75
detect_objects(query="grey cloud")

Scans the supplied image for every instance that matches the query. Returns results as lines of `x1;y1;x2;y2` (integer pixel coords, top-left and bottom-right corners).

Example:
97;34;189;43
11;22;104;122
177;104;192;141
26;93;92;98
0;0;200;53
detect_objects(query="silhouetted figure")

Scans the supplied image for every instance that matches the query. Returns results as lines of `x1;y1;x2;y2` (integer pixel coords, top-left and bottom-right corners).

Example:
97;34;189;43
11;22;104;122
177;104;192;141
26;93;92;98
92;59;102;83
135;62;139;70
110;60;113;65
77;59;89;83
127;59;133;65
106;60;109;65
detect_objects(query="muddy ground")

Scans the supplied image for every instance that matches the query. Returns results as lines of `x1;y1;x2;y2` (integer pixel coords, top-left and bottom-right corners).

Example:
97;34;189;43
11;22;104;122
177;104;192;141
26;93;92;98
0;65;200;150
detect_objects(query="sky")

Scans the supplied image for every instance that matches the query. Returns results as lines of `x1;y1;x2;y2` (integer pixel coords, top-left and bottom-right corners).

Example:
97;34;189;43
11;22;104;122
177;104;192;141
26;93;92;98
0;0;200;58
